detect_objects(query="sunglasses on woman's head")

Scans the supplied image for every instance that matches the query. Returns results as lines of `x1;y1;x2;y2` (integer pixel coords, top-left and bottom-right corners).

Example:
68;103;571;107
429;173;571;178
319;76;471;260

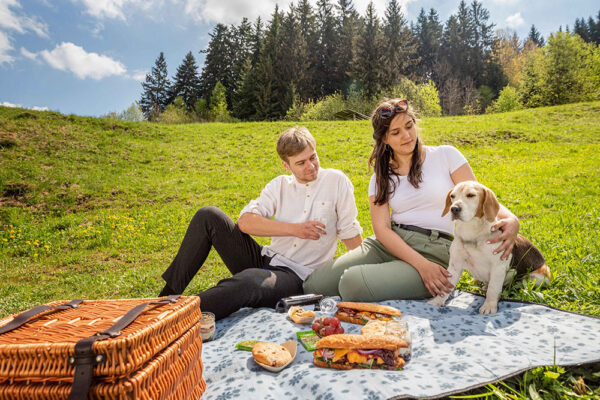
377;100;409;119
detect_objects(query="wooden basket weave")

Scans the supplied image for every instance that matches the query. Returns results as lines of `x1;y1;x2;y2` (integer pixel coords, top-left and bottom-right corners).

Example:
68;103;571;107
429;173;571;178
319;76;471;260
0;296;202;383
0;319;205;399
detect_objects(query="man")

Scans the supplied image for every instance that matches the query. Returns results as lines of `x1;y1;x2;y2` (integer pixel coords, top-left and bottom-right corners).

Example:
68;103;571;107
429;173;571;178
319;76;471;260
159;126;363;320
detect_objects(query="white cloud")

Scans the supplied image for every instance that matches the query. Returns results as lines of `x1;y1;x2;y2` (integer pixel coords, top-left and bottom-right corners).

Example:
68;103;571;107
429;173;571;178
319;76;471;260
505;12;525;28
0;0;49;64
20;46;37;60
0;30;14;63
1;100;48;111
130;69;147;82
74;0;155;20
36;42;127;80
181;0;414;25
1;100;20;107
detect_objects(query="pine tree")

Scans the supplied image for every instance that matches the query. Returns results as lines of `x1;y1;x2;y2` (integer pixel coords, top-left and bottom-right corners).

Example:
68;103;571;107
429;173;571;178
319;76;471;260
315;0;339;96
469;0;496;87
414;8;443;81
574;18;590;42
352;2;383;98
232;18;263;120
280;5;309;99
199;24;235;106
334;0;359;95
296;0;319;99
254;6;293;119
139;52;170;120
381;0;418;89
170;51;201;111
231;18;254;92
527;25;545;47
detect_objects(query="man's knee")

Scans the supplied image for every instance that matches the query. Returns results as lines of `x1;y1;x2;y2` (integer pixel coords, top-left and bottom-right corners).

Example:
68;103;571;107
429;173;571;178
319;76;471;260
193;206;226;223
338;266;374;301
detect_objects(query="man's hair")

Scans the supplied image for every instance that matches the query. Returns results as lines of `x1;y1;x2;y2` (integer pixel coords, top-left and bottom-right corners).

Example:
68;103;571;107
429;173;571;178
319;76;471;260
276;126;316;162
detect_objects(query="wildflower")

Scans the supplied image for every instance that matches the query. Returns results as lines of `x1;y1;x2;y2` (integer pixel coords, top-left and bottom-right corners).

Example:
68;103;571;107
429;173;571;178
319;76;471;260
44;245;49;249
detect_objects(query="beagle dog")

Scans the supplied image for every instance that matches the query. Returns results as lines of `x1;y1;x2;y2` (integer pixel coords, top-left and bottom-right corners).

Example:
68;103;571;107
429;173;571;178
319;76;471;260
427;181;551;314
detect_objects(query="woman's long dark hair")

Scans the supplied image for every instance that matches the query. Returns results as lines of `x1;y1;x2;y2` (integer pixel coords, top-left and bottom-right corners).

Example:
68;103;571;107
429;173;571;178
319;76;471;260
369;99;424;206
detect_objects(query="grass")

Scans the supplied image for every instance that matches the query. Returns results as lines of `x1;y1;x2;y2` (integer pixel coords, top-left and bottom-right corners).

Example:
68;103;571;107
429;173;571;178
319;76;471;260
1;102;600;398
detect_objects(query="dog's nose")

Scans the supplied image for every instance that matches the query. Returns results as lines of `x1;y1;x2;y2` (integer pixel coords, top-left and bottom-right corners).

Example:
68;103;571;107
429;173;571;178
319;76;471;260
451;205;461;214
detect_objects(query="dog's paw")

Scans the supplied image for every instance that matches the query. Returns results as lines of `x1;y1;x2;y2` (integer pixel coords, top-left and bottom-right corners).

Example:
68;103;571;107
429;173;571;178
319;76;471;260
479;301;498;314
427;297;446;307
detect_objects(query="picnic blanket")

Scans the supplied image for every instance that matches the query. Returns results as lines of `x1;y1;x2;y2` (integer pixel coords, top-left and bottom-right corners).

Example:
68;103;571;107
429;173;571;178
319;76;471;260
200;291;600;399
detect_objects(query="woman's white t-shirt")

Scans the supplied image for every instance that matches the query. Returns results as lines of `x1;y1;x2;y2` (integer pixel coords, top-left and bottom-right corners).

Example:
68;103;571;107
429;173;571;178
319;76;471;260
368;145;468;235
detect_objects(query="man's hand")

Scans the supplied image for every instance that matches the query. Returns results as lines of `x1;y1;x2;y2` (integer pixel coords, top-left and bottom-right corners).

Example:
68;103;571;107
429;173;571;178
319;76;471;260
295;221;326;240
488;217;520;260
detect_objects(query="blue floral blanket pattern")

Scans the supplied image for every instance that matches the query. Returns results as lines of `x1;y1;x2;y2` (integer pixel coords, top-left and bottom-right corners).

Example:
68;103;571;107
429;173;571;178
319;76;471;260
200;291;600;400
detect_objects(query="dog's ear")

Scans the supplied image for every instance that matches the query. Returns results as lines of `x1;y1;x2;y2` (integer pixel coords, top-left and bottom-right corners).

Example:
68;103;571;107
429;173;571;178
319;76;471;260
442;189;453;217
482;187;500;222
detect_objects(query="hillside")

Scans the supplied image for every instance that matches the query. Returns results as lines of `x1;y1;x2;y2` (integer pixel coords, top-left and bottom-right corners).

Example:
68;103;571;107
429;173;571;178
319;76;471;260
1;103;599;318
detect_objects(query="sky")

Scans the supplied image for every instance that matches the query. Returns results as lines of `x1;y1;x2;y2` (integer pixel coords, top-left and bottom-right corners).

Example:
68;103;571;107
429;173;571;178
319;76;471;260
1;0;598;117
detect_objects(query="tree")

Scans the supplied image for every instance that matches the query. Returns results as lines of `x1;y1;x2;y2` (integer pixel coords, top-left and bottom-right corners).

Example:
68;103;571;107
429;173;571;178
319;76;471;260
544;32;596;105
527;25;545;47
232;18;263;120
413;8;443;81
315;0;339;96
254;6;293;119
209;82;232;122
352;2;383;98
492;30;524;88
120;102;145;121
199;24;235;106
170;51;201;111
296;0;319;99
381;0;418;89
139;52;170;120
334;0;359;94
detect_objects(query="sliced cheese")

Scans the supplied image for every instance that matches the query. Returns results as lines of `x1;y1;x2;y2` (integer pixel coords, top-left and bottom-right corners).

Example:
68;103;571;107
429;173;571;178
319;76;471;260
347;351;368;364
332;349;350;362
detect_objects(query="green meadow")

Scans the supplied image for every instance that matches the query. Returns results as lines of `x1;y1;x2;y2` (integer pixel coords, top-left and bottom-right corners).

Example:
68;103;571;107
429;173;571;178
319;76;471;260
1;102;600;397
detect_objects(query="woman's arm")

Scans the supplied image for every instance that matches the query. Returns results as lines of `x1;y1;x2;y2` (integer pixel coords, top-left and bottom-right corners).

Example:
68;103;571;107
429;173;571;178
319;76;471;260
370;196;453;297
450;163;520;260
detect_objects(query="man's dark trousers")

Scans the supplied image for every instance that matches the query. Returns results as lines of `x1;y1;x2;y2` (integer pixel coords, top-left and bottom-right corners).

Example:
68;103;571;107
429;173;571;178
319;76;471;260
160;206;303;320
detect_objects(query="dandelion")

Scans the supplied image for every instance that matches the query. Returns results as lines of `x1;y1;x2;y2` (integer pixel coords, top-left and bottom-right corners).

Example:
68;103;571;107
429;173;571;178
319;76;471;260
2;239;7;242
26;241;31;244
33;253;38;257
44;245;49;249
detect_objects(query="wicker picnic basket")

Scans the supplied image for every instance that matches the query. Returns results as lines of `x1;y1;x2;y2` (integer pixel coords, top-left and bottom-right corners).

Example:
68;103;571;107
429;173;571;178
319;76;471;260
0;295;206;399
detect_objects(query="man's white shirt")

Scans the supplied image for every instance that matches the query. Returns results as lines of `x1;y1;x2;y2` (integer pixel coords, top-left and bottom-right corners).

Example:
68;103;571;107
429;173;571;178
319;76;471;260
239;168;362;280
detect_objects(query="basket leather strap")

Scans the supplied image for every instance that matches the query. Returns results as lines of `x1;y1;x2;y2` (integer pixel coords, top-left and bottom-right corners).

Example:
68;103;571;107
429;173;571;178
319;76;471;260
0;299;83;335
67;295;181;400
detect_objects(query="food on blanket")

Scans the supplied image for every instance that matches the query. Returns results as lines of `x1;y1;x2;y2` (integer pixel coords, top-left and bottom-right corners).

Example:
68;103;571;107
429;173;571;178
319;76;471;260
313;334;407;370
312;316;344;337
335;302;402;325
296;330;320;351
235;340;260;351
252;342;293;367
361;320;412;361
288;306;316;324
200;311;216;341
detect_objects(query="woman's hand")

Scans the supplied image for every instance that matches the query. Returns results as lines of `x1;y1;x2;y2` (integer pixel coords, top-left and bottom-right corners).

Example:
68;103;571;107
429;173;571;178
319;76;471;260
417;260;453;297
488;216;520;260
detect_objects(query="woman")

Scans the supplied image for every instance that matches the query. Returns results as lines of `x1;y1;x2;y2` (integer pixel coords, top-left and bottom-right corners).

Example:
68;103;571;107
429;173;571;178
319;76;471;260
303;99;520;300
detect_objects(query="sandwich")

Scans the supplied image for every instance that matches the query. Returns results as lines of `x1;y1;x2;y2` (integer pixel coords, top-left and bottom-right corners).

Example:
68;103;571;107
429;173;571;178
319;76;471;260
335;302;402;325
313;334;407;370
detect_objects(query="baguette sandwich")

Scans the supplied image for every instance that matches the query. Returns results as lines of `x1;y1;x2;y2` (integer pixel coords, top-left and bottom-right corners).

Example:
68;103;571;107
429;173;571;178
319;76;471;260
313;334;407;370
335;302;402;325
